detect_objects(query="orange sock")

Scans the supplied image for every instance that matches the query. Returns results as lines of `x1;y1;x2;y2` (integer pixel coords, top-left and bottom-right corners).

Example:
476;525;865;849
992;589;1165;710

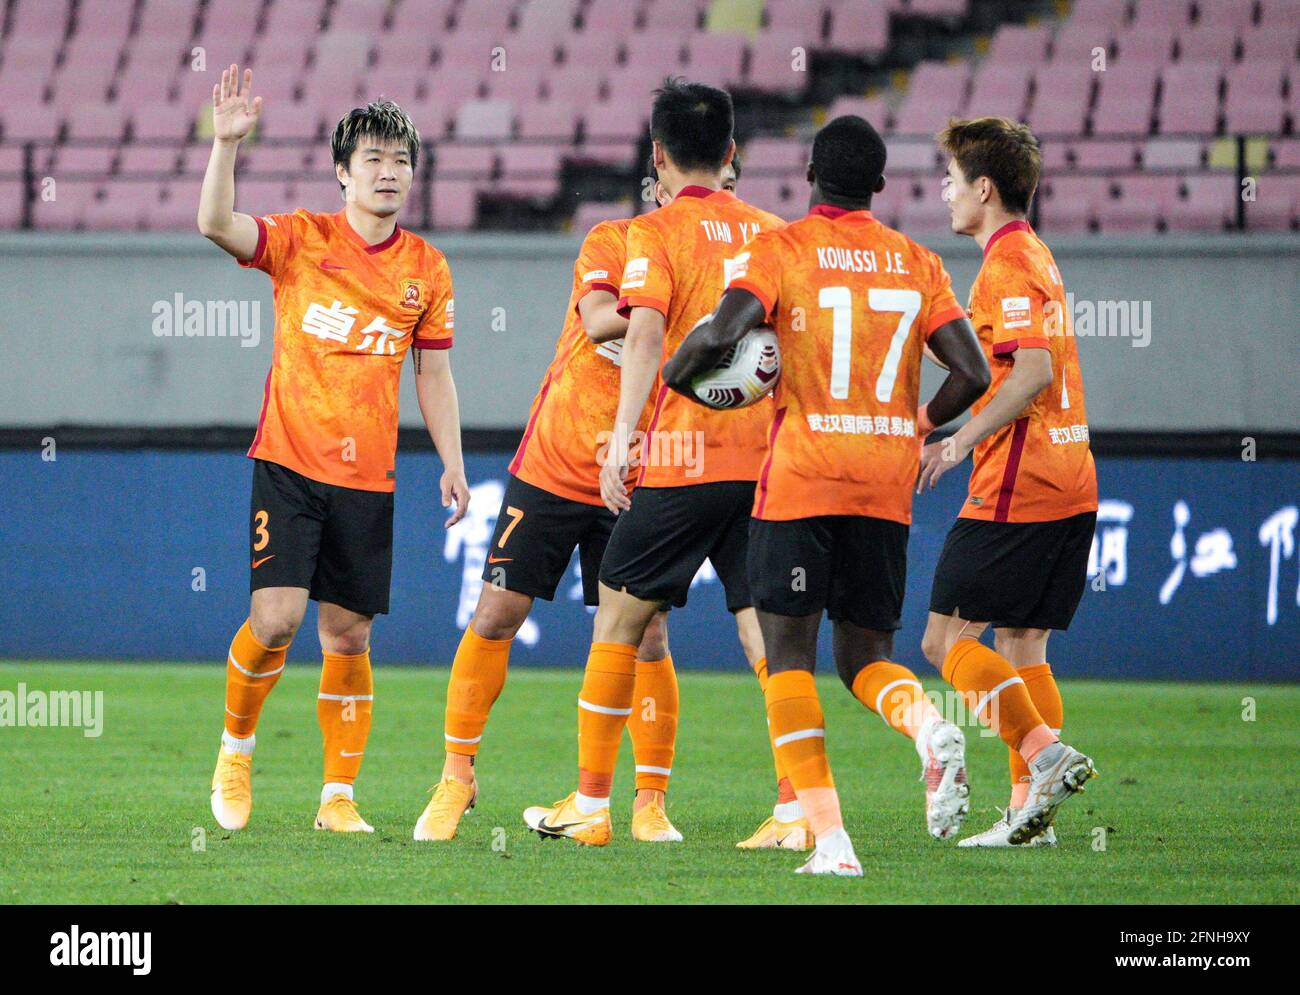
577;642;638;800
318;649;373;785
765;669;842;838
752;656;795;802
851;660;940;740
1009;662;1063;807
443;624;512;778
942;639;1052;756
627;654;678;796
223;619;289;738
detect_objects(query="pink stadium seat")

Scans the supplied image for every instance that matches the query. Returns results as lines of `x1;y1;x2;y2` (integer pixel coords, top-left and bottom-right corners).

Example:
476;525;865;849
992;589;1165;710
1224;62;1288;134
117;144;183;175
896;192;953;236
1026;66;1094;135
1195;2;1255;29
683;33;747;89
2;104;65;140
642;1;704;33
581;2;639;36
259;0;327;45
766;0;829;40
291;178;348;214
1257;0;1300;28
149;179;204;230
388;0;456;36
311;30;373;78
517;100;582;141
1040;140;1071;172
742;136;807;171
1247;173;1299;229
452;0;516;34
431;179;479;230
825;2;890;56
129;102;197;142
746;32;817;94
7;0;72;43
1113;25;1176;65
1051;20;1116;67
81;184;150;230
573;200;636;231
907;0;970;18
327;1;388;35
1039;175;1111;231
73;2;132;45
1071;138;1138;169
987;24;1051;66
543;72;605;107
236;179;297;216
603;65;673;108
1130;0;1193;31
63;104;129;141
1165;174;1238;230
1238;27;1299;63
826;95;891;130
622;32;689;76
434;143;498;180
1091;64;1158;135
514;0;581;39
1158;63;1223;134
888;138;941;172
894;63;969;134
1142;138;1204;169
498;143;566;198
1274;139;1300;168
1062;0;1129;32
51;145;118;176
582;98;645;141
964;64;1033;120
34;182;97;229
1100;174;1181;231
1176;25;1238;66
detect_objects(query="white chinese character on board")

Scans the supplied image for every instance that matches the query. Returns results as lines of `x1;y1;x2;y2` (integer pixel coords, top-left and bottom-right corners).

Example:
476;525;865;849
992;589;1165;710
1258;506;1299;626
1088;499;1133;587
301;299;357;343
1159;500;1237;605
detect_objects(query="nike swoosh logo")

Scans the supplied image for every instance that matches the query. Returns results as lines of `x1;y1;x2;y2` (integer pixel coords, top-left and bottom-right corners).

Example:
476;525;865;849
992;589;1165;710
487;555;512;563
251;555;275;569
319;260;347;270
537;817;587;835
340;750;364;757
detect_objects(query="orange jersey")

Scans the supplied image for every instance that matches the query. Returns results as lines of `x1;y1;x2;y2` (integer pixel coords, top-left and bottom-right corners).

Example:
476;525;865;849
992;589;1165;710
510;218;649;506
618;186;785;487
240;208;454;493
732;205;966;523
962;220;1098;523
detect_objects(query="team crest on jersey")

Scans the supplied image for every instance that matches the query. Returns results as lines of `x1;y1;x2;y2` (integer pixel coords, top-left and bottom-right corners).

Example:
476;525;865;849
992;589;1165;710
401;278;425;310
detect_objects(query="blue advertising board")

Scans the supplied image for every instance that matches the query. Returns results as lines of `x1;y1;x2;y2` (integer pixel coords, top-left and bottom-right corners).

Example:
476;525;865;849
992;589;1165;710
2;448;1296;680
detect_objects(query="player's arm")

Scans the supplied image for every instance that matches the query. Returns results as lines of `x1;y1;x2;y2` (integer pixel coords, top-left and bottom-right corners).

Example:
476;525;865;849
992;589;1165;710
413;347;470;527
917;316;990;435
917;346;1052;491
599;305;664;512
661;287;767;395
577;290;628;343
197;64;262;261
923;343;949;370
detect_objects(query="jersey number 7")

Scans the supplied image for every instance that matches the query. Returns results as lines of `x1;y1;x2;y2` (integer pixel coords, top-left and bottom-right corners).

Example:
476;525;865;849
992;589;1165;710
817;286;921;402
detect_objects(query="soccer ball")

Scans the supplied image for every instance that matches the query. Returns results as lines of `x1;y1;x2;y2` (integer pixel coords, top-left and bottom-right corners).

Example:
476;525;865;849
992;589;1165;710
690;326;781;409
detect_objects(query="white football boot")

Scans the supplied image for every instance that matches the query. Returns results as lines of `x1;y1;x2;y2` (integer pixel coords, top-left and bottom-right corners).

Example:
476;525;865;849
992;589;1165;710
795;827;864;877
958;807;1057;847
917;719;970;840
1008;742;1097;845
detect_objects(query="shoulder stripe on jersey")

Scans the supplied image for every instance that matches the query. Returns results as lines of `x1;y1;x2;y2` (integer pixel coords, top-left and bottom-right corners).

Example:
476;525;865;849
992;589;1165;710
993;416;1030;522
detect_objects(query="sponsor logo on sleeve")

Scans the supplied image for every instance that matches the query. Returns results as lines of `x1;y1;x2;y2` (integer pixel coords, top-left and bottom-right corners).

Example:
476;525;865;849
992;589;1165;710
622;257;649;290
1001;296;1031;329
444;298;455;329
582;269;609;283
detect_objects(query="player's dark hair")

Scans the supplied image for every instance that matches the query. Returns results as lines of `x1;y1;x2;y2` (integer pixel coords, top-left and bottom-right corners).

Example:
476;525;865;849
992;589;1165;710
650;77;734;172
938;116;1041;215
810;115;887;202
331;100;421;193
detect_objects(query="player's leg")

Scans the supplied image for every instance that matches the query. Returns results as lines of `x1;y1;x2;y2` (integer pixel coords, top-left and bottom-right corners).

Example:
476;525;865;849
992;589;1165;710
758;609;862;876
418;475;587;840
212;460;320;831
313;601;376;832
627;610;683;842
308;480;394;833
994;627;1057;809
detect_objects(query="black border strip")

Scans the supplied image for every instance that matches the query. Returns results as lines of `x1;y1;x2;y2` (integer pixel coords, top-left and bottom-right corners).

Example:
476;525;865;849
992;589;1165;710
1;427;1297;459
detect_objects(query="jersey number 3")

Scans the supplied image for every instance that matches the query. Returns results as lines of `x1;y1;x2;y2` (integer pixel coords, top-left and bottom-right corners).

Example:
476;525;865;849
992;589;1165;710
817;286;921;402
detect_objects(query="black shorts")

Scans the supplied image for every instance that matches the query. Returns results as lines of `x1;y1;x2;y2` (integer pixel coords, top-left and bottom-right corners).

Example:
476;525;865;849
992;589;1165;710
748;516;910;630
249;459;394;615
481;474;616;606
599;481;754;612
929;511;1097;630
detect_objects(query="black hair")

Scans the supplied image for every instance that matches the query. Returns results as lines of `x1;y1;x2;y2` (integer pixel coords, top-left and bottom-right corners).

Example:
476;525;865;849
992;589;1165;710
650;77;734;172
811;115;887;201
331;100;420;192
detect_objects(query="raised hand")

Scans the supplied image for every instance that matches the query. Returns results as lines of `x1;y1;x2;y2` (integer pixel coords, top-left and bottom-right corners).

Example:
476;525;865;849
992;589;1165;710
211;63;262;142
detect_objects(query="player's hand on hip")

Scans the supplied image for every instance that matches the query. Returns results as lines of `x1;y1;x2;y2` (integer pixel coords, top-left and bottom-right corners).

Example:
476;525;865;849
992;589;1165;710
600;460;632;514
917;437;969;493
212;64;262;143
441;467;470;528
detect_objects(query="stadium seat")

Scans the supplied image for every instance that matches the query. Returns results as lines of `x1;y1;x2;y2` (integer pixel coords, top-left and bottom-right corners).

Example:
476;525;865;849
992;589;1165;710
1026;66;1094;135
1158;63;1222;134
1071;138;1138;170
1039;175;1111;232
894;63;969;134
1165;173;1238;231
964;64;1033;120
1143;137;1204;170
1091;64;1158;134
1224;62;1289;135
573;199;635;230
824;1;890;57
826;95;891;130
745;32;817;95
987;24;1052;66
741;136;807;172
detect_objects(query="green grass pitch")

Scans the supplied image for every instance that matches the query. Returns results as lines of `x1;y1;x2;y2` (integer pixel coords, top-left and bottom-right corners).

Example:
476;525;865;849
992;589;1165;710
3;662;1297;904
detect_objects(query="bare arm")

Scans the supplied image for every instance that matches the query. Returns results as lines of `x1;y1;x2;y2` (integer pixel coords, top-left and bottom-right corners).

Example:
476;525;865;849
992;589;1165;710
598;306;665;513
923;342;949;371
414;348;470;527
197;64;262;260
918;316;991;433
577;290;629;343
662;287;766;395
917;346;1053;491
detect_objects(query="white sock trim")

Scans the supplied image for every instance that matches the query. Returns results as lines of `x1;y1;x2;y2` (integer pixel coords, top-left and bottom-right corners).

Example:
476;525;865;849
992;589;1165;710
322;782;354;804
873;678;923;721
773;727;824;748
317;692;374;701
228;652;284;680
221;731;255;755
578;698;632;716
574;791;609;814
635;764;672;776
975;675;1025;717
444;732;482;744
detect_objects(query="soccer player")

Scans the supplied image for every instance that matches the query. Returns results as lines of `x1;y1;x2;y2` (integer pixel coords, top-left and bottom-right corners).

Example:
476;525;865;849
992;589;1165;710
664;116;992;874
521;80;786;847
200;67;469;833
917;117;1098;847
